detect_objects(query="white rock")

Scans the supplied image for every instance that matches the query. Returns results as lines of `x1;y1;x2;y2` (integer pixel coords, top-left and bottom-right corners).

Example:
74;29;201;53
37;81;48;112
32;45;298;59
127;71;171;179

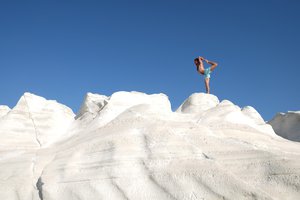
0;92;299;200
0;93;75;148
242;106;265;125
176;93;219;114
76;92;108;119
0;105;10;118
91;91;172;127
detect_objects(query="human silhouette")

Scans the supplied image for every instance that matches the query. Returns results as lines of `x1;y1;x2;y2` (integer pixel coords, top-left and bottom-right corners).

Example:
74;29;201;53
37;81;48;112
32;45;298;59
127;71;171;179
194;56;218;94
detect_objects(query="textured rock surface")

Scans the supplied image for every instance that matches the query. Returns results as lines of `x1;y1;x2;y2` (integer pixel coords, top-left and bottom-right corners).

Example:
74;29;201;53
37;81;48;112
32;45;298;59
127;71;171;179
268;111;300;142
0;92;299;200
0;105;10;118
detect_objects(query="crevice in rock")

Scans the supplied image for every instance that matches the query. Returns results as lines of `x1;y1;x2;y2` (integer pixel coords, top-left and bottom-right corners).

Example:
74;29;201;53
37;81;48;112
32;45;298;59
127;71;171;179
111;180;130;200
36;177;44;200
202;152;210;159
24;95;42;147
23;95;44;199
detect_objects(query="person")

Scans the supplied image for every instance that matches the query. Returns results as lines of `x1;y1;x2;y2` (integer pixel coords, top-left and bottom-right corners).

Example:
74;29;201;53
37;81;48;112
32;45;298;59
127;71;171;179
194;56;218;94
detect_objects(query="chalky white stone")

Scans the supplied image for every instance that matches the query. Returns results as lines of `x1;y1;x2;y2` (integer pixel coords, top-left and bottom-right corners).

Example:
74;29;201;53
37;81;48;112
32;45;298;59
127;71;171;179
0;92;299;200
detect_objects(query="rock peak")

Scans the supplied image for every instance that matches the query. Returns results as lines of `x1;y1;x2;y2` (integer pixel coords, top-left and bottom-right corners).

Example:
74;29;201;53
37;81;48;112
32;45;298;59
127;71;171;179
0;91;299;199
176;93;220;114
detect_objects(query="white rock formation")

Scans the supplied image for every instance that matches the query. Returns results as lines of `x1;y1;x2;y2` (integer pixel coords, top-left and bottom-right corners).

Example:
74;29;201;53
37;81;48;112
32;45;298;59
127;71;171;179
0;92;299;200
176;93;220;114
268;111;300;142
0;105;10;118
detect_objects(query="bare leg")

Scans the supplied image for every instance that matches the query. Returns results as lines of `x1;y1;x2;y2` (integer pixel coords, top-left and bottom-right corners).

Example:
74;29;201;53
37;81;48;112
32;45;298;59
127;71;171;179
210;64;217;72
205;59;218;72
204;78;210;94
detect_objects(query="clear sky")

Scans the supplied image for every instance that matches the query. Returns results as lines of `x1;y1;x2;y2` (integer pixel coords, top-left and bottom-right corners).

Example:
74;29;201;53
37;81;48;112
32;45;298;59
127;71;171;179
1;0;299;121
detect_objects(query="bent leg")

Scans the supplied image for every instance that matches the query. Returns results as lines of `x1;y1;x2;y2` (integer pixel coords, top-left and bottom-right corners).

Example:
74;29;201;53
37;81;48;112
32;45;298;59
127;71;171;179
210;64;218;72
204;78;210;94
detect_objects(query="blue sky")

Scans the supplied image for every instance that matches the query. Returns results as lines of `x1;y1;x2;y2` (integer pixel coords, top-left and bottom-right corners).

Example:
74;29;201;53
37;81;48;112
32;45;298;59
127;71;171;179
1;0;299;120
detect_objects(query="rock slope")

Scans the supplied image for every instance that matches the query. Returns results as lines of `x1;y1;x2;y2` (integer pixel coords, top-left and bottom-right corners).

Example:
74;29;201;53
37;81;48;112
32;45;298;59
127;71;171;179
0;92;299;200
268;111;300;142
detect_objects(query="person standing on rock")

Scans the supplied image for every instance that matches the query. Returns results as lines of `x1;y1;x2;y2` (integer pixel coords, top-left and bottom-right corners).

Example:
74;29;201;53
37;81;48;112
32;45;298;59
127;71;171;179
194;56;218;94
